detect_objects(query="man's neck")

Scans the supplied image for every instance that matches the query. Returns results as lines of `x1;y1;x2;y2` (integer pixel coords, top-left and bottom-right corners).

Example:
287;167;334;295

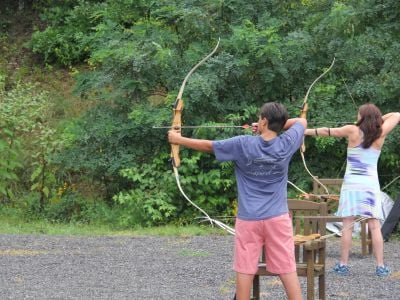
260;130;277;141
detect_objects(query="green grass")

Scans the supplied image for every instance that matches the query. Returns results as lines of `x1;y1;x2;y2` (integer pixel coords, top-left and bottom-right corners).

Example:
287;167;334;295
179;248;210;257
0;214;228;237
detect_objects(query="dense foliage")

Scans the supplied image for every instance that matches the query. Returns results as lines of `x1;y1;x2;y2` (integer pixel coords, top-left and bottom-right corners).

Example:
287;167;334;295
0;0;399;228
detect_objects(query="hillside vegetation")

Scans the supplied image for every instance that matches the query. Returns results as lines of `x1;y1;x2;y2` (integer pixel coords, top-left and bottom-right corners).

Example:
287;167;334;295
0;0;399;230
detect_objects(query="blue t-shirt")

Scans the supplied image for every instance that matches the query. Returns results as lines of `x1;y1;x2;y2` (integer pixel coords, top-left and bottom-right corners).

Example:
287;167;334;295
212;122;305;221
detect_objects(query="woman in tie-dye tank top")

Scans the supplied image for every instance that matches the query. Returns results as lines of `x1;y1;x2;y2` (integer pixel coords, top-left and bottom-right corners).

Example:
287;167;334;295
305;104;400;277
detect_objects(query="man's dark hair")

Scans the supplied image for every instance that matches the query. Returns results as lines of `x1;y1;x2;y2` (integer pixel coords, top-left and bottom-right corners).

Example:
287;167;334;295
260;102;288;133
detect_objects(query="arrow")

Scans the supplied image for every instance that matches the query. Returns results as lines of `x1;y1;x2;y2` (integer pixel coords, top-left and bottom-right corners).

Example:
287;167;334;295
153;124;251;129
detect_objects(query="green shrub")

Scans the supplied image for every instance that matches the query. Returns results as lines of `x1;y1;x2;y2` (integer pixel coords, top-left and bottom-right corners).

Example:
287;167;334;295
44;191;109;224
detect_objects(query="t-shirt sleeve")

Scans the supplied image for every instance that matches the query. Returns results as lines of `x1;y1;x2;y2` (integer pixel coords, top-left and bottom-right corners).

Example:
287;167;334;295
212;136;244;162
281;122;305;156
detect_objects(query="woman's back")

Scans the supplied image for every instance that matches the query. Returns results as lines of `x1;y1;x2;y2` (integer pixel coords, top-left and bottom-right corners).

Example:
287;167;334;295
346;126;385;150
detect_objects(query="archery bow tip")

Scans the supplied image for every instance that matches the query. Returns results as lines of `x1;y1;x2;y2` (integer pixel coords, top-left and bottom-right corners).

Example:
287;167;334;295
300;144;306;153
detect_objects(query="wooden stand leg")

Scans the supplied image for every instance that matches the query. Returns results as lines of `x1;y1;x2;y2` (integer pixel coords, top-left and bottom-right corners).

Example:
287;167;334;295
361;220;368;256
319;274;325;299
252;274;260;300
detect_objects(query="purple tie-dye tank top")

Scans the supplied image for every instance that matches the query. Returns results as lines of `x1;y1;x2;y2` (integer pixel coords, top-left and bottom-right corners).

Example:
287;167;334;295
337;146;383;220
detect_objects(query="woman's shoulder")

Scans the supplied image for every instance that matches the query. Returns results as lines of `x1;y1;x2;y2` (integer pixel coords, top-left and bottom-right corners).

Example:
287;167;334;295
335;124;359;137
344;124;359;131
342;124;361;136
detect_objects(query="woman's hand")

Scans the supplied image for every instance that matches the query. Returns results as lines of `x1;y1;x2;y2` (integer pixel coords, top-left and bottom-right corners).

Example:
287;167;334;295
168;129;181;144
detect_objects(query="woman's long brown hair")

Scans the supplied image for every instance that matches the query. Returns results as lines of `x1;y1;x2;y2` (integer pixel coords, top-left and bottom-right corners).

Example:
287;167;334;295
356;103;383;148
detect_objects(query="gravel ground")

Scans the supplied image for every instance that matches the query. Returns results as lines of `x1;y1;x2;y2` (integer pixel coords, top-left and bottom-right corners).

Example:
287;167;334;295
0;234;399;299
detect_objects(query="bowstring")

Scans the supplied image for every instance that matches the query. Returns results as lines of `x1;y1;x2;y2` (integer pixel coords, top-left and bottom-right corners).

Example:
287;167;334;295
173;167;235;235
319;216;370;240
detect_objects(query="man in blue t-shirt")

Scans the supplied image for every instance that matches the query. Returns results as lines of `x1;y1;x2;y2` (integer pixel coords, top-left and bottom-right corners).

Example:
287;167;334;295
168;102;306;300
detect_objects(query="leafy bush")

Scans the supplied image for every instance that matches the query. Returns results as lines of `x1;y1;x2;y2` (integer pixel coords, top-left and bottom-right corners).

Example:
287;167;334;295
55;103;169;201
0;82;60;205
44;191;111;224
113;148;237;227
29;1;101;66
0;129;22;201
113;157;177;227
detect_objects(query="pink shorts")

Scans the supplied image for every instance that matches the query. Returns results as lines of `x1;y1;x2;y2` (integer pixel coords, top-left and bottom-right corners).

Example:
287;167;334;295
233;213;296;275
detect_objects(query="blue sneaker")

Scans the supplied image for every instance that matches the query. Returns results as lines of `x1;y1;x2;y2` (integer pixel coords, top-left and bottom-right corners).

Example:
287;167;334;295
376;265;390;277
333;263;350;275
